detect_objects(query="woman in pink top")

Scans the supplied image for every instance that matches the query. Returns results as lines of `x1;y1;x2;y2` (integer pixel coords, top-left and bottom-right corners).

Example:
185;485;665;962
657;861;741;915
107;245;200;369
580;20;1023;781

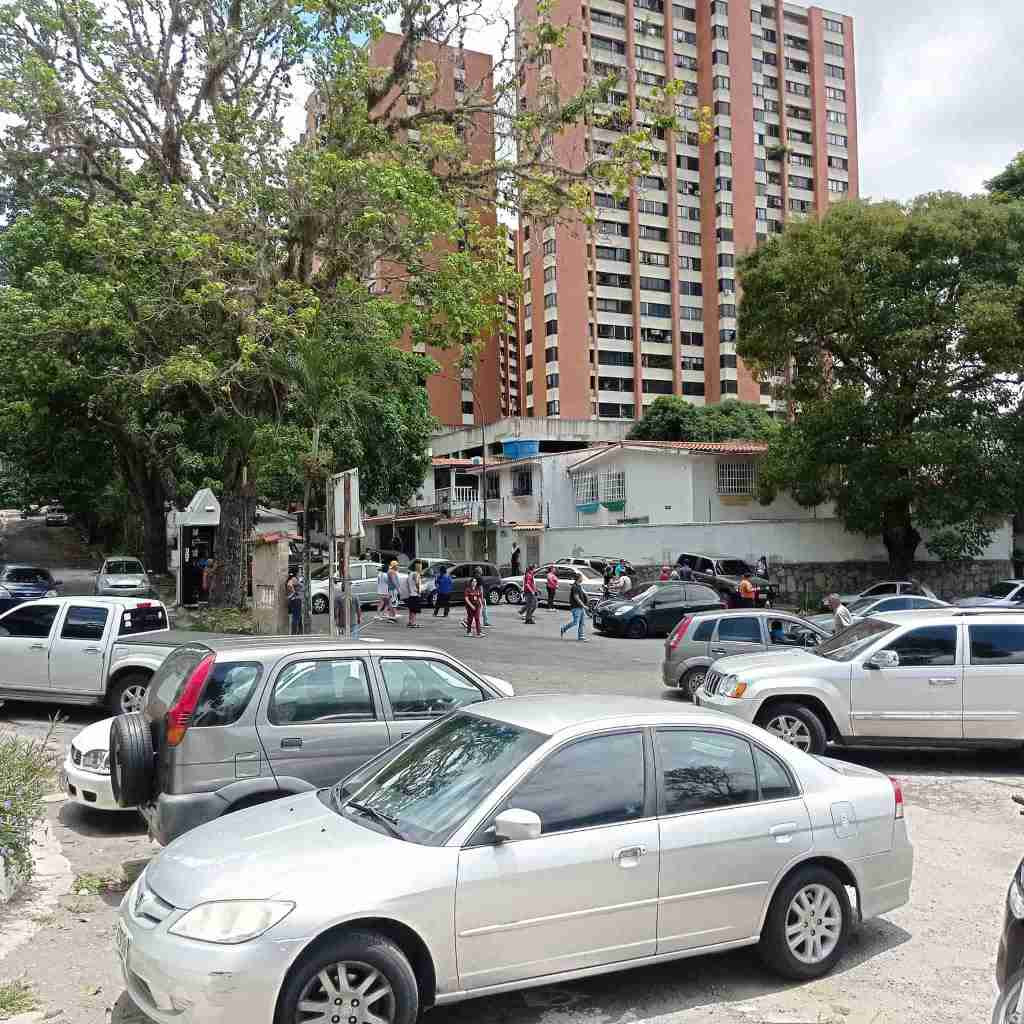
545;567;559;609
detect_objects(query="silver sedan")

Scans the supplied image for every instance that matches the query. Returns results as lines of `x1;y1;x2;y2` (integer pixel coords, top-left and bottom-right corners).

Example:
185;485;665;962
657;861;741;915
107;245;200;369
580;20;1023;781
116;696;913;1024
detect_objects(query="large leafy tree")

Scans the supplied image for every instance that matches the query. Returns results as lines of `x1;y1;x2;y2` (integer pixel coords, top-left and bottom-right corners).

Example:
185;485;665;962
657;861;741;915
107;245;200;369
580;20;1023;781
0;0;662;603
987;152;1024;201
628;397;780;443
737;194;1024;573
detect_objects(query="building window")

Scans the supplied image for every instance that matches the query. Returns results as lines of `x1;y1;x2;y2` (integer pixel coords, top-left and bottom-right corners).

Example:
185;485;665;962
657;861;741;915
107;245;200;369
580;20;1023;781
680;305;703;321
825;86;846;102
462;400;474;414
595;244;632;262
719;303;737;318
786;80;810;97
824;41;844;57
828;178;849;193
545;344;559;362
546;399;560;415
543;238;556;255
543;292;557;308
720;353;737;368
827;132;848;148
828;155;849;170
639;301;672;318
682;381;705;396
640;250;669;267
681;330;704;346
827;110;848;125
574;472;599;503
642;379;673;394
512;469;534;496
825;63;845;80
598;350;635;366
823;16;843;33
600;470;626;502
640;276;672;293
679;255;702;271
719;379;739;394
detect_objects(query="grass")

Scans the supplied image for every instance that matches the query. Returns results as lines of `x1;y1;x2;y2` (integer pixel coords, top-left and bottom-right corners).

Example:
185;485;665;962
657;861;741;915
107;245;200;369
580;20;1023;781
71;872;125;896
0;979;36;1019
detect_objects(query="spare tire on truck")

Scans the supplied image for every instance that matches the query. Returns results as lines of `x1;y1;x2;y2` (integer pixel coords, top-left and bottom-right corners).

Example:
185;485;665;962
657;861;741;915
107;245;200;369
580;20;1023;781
110;713;155;808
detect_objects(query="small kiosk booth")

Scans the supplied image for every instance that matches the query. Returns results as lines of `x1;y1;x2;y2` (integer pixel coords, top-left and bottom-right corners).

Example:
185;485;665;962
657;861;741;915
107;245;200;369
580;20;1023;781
175;488;220;606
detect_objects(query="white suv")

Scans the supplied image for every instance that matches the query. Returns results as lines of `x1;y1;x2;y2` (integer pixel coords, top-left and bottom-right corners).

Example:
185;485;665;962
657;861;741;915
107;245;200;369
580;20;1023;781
697;609;1024;755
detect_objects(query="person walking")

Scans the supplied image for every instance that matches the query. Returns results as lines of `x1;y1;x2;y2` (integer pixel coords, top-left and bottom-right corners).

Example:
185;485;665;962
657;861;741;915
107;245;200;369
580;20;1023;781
406;561;422;628
334;587;362;639
433;565;453;617
545;567;558;609
522;565;538;624
464;576;484;636
286;571;302;635
376;563;390;618
560;576;589;642
738;572;756;608
386;560;401;622
510;542;521;575
826;593;853;634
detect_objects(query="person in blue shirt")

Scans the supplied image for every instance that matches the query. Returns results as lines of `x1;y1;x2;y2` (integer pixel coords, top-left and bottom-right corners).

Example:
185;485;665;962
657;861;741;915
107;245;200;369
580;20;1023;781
433;565;454;617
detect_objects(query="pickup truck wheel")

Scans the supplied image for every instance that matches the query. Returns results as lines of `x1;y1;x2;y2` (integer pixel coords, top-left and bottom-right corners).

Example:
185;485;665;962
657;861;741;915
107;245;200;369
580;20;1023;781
109;713;154;809
107;672;150;716
756;703;827;755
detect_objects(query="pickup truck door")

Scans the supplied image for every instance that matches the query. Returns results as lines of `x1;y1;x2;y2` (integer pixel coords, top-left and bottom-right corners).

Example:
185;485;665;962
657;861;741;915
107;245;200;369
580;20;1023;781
0;602;61;689
50;604;113;694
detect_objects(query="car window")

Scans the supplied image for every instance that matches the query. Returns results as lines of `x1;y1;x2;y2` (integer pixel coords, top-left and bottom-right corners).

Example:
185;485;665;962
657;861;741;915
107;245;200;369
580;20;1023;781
981;582;1019;599
817;618;895;662
717;616;762;643
147;645;209;710
652;585;687;608
269;659;375;725
452;565;471;579
908;597;941;609
105;559;145;575
60;605;109;641
969;624;1024;665
508;732;645;835
692;618;717;642
0;603;59;639
555;568;576;580
884;625;957;667
3;568;50;584
193;662;262;727
864;582;898;597
753;745;799;800
657;729;757;814
696;558;715;573
686;585;722;603
874;597;912;612
717;560;752;576
380;658;486;718
119;604;169;635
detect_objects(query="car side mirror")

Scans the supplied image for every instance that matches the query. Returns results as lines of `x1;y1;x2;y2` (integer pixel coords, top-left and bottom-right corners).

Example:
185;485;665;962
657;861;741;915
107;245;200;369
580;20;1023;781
493;808;542;842
866;649;900;670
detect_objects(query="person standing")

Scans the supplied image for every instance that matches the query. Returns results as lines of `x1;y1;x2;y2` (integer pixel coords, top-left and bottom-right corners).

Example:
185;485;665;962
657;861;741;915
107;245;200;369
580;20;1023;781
522;565;538;624
335;587;362;639
738;572;756;608
826;593;853;634
286;571;302;635
756;555;769;578
560;576;589;642
677;559;693;581
386;560;401;622
510;543;521;575
615;569;633;596
474;566;491;628
464;576;483;636
545;567;558;609
376;563;390;618
433;565;453;617
659;565;671;581
406;561;422;628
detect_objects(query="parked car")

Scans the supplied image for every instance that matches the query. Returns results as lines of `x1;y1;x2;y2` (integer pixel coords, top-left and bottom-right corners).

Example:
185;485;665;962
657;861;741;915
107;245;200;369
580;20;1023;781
593;581;725;639
696;608;1024;756
94;556;155;598
957;580;1024;608
675;552;775;606
995;799;1024;1023
663;609;828;699
309;560;397;614
501;563;605;606
806;594;949;631
109;636;515;845
0;564;61;614
821;580;937;610
556;555;636;576
19;505;39;519
44;505;68;526
115;694;913;1024
0;597;175;714
61;716;136;812
428;561;504;605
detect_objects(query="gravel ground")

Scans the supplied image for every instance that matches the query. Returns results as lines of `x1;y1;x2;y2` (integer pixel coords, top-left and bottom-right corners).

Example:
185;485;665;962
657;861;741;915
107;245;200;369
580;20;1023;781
0;540;1019;1023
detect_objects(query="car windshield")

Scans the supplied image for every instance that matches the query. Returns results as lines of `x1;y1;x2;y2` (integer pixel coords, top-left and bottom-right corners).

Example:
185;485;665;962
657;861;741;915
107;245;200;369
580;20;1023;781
578;567;603;580
332;712;545;846
847;596;878;614
717;559;753;576
815;618;895;662
624;583;658;602
2;568;50;584
982;582;1019;599
105;560;144;575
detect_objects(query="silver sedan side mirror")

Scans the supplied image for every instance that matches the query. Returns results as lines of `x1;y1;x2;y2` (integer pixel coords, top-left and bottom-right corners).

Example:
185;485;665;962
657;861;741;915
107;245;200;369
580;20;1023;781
867;649;900;670
493;808;542;842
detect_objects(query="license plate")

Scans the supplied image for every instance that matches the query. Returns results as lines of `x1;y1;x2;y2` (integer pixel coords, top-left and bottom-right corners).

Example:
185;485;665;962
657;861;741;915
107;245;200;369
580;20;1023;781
115;920;131;971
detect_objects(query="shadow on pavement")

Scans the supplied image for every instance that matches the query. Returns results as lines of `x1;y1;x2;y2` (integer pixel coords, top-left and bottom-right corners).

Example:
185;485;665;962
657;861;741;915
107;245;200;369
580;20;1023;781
58;800;147;839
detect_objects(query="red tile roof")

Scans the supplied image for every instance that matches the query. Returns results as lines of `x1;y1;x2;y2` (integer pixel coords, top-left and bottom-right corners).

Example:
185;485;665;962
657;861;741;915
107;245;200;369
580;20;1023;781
431;457;478;468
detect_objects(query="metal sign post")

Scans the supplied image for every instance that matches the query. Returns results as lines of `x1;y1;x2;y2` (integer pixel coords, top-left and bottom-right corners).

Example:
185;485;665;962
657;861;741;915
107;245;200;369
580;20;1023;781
330;469;364;638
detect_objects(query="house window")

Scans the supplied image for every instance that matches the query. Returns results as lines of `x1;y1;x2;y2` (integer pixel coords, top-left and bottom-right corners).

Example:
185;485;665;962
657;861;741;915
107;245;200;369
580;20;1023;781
717;460;757;495
574;472;599;503
600;470;626;503
513;469;534;496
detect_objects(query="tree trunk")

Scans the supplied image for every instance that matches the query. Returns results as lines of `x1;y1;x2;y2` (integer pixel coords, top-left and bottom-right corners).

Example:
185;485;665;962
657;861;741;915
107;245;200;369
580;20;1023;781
141;500;168;576
210;487;255;608
881;503;921;576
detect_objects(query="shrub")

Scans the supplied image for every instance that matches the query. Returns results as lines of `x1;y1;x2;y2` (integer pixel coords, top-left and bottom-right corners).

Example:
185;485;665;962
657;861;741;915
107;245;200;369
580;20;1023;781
0;726;56;882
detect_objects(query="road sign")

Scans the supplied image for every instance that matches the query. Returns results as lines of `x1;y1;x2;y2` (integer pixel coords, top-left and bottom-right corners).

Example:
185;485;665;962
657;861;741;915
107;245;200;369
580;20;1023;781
331;469;363;539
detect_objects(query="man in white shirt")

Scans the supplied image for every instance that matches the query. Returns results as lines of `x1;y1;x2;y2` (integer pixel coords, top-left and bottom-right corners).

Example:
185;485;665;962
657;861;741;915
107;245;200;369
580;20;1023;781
615;572;633;596
826;593;853;634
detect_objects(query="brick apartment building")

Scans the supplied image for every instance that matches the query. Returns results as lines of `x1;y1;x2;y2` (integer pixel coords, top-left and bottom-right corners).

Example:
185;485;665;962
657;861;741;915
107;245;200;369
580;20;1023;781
515;0;858;420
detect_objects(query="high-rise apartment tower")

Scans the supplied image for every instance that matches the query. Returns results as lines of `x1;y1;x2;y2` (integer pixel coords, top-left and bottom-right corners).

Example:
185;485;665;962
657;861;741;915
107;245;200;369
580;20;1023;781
515;0;857;419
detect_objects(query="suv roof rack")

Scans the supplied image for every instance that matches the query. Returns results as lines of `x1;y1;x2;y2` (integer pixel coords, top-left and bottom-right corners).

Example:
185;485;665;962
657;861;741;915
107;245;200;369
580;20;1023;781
950;608;1024;617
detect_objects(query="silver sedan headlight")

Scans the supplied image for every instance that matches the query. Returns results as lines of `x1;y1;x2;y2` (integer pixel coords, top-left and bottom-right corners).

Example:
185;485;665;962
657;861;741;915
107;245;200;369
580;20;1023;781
169;900;295;944
81;748;110;773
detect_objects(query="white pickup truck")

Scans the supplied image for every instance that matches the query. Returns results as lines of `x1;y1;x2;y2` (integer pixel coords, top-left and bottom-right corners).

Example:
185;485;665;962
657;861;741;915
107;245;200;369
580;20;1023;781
0;596;186;715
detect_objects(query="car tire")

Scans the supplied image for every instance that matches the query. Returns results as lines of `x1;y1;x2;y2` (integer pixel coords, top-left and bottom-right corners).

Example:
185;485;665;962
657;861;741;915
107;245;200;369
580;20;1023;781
504;585;522;605
758;865;851;980
277;929;419;1024
756;702;828;755
311;594;328;615
680;666;707;700
107;671;151;717
109;713;154;809
486;587;501;606
627;618;648;639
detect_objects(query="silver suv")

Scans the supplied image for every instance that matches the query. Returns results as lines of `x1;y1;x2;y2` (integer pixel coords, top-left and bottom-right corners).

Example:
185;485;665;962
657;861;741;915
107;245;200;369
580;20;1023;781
109;636;513;844
696;608;1024;755
663;609;827;699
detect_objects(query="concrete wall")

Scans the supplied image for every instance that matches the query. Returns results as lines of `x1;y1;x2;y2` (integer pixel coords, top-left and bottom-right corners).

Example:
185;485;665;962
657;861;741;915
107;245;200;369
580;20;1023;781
429;417;632;458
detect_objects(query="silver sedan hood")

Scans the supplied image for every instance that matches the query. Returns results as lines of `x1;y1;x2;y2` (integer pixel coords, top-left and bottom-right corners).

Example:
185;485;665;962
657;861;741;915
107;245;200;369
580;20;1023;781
147;791;425;908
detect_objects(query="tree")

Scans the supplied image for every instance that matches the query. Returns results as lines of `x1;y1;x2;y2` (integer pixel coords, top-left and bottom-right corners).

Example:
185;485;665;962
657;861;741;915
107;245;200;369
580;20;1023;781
628;397;780;443
737;194;1024;573
0;0;669;604
986;152;1024;201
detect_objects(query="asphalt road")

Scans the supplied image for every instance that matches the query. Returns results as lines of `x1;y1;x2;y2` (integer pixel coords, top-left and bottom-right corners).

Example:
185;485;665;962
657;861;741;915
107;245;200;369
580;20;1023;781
0;535;1021;1023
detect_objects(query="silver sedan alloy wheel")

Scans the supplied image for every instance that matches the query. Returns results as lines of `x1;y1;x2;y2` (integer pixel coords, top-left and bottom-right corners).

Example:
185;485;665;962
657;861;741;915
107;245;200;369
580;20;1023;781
295;961;395;1024
119;683;148;715
785;883;842;965
765;713;812;751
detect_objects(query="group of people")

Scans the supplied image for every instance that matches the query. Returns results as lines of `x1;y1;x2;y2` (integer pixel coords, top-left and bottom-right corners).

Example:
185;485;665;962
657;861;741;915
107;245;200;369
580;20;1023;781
516;564;591;641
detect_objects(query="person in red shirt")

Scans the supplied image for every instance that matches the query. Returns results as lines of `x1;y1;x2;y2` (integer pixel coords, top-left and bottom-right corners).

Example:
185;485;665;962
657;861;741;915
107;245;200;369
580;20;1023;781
464;576;484;636
659;565;671;581
545;567;559;609
521;565;538;624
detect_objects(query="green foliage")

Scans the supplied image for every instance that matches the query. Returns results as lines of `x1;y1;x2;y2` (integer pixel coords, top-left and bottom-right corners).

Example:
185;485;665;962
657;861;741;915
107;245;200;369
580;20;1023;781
186;608;261;635
628;397;780;443
0;979;36;1017
739;194;1024;569
0;724;55;882
986;151;1024;201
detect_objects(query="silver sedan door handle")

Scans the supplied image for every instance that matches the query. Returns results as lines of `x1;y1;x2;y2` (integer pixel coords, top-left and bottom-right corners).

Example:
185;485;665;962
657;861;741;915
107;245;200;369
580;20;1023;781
83;647;103;654
711;647;728;654
29;643;47;651
769;822;798;843
614;845;647;867
928;677;958;686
